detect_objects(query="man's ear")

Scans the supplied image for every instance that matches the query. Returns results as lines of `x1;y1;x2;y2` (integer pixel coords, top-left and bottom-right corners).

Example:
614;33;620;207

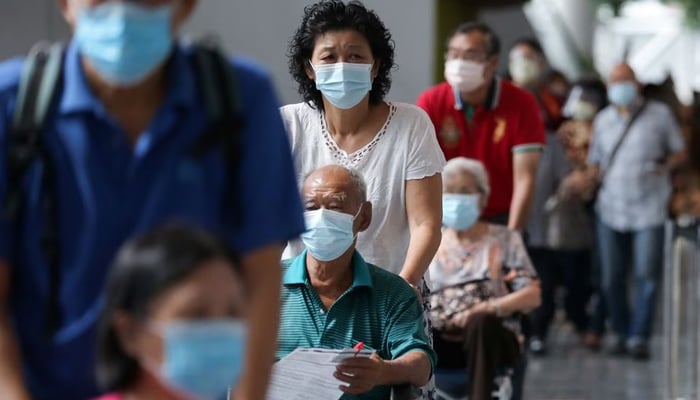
486;55;500;76
56;0;78;27
355;201;373;233
173;0;198;30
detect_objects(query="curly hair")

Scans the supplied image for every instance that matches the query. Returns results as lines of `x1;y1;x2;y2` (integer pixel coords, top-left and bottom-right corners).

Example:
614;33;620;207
287;0;395;110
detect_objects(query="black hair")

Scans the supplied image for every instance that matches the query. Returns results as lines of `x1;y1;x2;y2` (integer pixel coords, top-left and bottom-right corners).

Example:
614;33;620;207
287;0;395;111
510;37;544;56
571;77;609;111
449;22;501;58
95;225;240;392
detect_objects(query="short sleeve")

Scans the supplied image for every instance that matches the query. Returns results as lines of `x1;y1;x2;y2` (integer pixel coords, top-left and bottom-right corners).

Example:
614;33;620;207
225;60;305;254
0;59;23;263
405;106;446;180
660;104;685;154
385;282;437;369
415;90;436;123
512;91;546;153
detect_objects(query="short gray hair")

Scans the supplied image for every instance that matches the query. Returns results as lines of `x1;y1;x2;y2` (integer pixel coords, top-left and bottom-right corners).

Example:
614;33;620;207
347;167;368;201
303;165;368;201
443;157;491;199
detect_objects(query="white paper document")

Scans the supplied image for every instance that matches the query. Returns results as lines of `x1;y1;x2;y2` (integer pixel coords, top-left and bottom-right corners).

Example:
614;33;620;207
267;347;373;400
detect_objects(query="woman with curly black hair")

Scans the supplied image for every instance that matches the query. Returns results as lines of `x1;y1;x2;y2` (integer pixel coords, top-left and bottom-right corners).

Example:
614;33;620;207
281;2;445;397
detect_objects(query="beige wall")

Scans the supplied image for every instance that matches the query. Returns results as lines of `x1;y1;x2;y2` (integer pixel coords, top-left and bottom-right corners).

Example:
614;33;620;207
1;1;436;104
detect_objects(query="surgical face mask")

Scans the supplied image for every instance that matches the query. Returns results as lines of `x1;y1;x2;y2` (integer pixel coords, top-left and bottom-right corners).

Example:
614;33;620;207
442;193;480;231
570;101;597;121
74;1;175;86
301;206;361;261
509;58;541;86
157;319;247;400
312;62;373;109
444;59;485;93
607;82;638;107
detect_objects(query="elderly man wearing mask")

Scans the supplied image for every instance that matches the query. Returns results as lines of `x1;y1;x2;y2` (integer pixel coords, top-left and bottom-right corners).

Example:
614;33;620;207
417;23;545;231
278;165;436;400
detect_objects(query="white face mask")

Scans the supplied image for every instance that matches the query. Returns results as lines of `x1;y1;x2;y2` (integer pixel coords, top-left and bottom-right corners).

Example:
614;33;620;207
570;101;597;121
444;59;485;93
509;58;541;86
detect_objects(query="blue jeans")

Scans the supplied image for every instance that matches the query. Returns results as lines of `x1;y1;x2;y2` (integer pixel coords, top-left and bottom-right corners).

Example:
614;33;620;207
596;218;664;340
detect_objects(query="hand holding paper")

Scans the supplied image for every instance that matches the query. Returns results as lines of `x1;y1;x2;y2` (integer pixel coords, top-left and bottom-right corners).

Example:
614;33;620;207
335;352;385;395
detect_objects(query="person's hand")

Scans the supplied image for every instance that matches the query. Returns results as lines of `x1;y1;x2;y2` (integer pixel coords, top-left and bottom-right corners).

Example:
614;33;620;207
448;301;492;330
335;353;385;395
449;309;471;330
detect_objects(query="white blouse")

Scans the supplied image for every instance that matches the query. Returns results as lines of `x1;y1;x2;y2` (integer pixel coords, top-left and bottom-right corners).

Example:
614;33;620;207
281;101;446;275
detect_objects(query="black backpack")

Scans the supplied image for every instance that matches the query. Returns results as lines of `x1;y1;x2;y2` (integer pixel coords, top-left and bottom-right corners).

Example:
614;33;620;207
3;40;243;336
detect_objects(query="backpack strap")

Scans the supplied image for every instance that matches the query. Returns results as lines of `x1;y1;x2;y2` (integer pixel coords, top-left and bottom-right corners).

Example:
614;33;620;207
189;39;243;227
6;42;64;336
6;43;63;220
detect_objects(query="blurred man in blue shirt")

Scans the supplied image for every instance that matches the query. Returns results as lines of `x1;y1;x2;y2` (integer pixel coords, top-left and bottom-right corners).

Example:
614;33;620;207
0;1;305;399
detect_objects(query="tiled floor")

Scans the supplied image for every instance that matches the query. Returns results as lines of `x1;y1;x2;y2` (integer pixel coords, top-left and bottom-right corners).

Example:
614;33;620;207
524;324;664;400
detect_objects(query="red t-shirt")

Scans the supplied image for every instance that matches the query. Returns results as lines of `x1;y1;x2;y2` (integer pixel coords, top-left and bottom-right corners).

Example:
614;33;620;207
417;79;545;218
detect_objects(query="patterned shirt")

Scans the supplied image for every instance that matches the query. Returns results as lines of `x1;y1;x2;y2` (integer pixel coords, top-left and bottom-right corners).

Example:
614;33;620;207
428;224;536;293
589;99;685;231
428;224;536;334
278;250;437;400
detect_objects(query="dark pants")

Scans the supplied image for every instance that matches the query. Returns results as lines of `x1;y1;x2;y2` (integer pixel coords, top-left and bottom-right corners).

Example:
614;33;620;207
528;248;591;339
596;219;664;340
587;244;608;335
434;312;521;400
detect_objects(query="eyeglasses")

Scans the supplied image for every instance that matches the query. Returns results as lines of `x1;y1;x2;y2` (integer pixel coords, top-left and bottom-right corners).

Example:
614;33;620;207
445;48;489;63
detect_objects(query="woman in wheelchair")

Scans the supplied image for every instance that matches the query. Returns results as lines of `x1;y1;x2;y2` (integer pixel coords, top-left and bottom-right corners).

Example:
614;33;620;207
428;158;541;400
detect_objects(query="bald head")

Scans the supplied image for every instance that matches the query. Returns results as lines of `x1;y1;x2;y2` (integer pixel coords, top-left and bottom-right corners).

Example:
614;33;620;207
302;165;372;233
609;63;637;85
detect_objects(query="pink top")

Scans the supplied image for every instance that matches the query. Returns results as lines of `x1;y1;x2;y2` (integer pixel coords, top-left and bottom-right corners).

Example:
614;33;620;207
92;394;123;400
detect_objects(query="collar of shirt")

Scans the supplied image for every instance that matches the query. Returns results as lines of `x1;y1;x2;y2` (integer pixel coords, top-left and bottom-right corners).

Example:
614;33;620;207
452;77;501;112
283;249;373;289
59;41;197;117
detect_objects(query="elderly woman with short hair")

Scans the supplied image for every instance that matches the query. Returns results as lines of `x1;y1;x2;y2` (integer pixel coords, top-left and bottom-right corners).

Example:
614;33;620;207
428;157;540;400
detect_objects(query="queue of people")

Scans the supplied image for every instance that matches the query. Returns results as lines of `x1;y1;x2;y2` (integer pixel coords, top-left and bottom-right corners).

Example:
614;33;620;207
0;0;689;400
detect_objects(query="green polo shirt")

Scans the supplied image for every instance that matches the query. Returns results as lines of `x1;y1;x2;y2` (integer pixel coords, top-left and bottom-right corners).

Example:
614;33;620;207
277;250;436;400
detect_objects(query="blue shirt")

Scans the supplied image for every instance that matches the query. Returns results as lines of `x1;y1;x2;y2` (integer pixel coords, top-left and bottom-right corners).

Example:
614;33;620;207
278;250;436;400
0;42;305;400
589;99;685;231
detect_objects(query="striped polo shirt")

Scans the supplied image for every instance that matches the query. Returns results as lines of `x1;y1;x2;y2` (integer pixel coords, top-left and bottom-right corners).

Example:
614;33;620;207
278;250;437;400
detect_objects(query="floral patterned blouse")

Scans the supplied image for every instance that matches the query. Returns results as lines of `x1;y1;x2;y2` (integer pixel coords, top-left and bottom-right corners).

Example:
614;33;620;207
429;224;536;294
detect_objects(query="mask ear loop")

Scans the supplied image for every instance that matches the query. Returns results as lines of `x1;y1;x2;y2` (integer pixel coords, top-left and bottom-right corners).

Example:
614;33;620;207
351;203;365;241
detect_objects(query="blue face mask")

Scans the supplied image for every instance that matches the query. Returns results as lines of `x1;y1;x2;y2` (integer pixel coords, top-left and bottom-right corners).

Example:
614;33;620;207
159;319;247;400
74;1;174;86
607;82;637;107
442;193;480;231
312;62;373;109
301;207;360;261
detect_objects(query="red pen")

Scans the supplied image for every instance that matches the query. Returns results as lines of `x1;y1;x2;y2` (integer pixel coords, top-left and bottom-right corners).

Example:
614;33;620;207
353;342;364;356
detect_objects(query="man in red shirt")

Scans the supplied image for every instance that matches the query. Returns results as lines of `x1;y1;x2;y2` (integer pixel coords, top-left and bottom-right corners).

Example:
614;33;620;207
417;22;545;231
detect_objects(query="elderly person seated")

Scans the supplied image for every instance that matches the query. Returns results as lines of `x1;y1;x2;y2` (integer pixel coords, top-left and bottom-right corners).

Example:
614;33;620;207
428;158;541;400
278;165;436;400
